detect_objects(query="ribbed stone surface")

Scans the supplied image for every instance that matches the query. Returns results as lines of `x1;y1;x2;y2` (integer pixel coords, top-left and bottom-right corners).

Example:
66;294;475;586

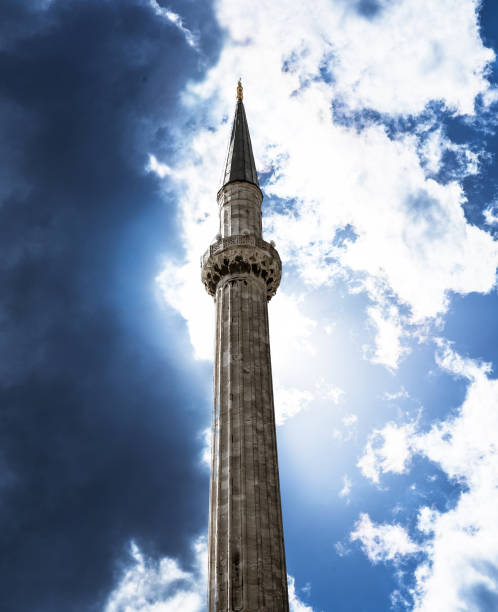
208;274;288;611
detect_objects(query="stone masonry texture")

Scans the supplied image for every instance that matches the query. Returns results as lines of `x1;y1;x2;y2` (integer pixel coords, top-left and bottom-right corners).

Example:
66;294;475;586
202;130;289;610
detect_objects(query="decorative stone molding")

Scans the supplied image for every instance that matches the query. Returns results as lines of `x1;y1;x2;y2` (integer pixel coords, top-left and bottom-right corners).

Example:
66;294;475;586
201;234;281;300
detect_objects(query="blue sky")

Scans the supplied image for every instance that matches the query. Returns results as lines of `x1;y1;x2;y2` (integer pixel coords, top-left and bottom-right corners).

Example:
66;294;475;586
1;1;498;611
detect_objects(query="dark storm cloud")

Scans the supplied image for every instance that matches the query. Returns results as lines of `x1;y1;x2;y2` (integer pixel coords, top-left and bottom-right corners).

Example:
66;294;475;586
0;1;221;610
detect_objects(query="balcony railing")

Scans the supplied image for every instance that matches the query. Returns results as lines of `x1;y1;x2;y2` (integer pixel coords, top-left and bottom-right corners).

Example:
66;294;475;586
201;234;279;267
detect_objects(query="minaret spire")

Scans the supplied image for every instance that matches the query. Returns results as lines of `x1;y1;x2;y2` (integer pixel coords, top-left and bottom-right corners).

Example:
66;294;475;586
201;85;289;610
221;81;259;188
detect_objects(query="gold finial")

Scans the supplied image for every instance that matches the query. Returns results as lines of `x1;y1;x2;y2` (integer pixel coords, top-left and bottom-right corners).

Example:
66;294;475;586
236;79;243;100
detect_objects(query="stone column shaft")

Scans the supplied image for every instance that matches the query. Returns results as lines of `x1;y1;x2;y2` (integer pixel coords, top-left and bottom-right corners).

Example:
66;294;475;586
208;274;288;611
202;181;288;611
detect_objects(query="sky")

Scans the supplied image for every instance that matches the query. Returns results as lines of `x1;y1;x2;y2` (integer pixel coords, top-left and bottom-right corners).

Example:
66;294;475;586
1;0;498;611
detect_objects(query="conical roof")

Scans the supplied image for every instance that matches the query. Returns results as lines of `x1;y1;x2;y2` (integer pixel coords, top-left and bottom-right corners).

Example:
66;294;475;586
221;84;258;188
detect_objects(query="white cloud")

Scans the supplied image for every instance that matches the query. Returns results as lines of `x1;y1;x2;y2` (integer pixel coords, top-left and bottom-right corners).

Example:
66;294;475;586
412;363;498;610
324;323;335;335
156;259;213;361
356;346;498;610
209;0;494;117
199;427;211;469
147;154;173;179
315;378;345;405
288;575;314;612
358;421;417;483
339;475;352;502
364;303;409;370
105;537;206;612
420;128;481;176
334;541;351;558
350;513;421;563
421;129;447;175
342;413;358;427
269;292;318;375
333;413;358;443
331;0;494;117
274;378;343;426
155;0;498;377
383;387;410;401
148;0;198;49
434;337;492;381
483;201;498;225
274;384;314;426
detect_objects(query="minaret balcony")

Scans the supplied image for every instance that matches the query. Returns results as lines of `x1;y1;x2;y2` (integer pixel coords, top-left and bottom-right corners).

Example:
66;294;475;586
201;234;281;301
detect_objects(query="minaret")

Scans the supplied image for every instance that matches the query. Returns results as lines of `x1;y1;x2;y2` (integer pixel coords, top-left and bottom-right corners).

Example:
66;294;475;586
201;82;289;611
